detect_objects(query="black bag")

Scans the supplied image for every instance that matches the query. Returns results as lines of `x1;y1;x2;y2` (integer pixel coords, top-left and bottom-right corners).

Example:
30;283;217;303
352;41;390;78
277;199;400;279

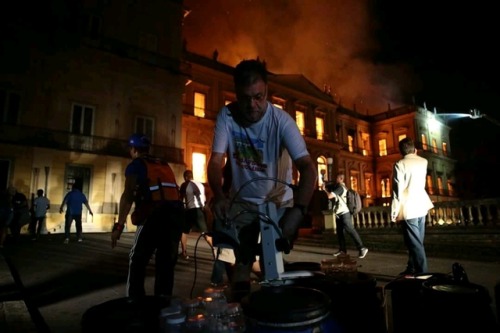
346;189;362;215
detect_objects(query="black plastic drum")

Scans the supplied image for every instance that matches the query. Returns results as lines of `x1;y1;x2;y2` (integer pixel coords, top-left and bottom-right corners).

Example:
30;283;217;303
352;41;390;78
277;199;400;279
288;271;383;333
241;285;343;332
422;277;498;333
81;296;170;333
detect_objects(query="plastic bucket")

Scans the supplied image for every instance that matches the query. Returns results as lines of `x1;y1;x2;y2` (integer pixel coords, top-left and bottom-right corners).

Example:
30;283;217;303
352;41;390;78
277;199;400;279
241;285;343;332
422;276;498;332
290;271;384;333
81;296;170;333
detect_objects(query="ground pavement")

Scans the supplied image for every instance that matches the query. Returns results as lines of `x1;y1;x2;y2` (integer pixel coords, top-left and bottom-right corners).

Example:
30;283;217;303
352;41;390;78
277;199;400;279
0;232;499;332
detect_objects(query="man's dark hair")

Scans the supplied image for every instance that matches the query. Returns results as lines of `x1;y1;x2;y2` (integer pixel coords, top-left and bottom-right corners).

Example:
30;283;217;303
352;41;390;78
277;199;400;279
399;137;415;156
233;59;268;87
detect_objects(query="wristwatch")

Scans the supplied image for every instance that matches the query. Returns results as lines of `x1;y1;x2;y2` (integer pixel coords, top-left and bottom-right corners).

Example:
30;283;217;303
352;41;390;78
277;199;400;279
293;204;307;216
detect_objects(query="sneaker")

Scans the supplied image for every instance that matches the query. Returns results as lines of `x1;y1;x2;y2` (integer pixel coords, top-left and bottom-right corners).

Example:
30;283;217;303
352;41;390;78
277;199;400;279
78;238;83;243
63;238;69;244
333;251;345;257
398;269;415;276
359;247;368;259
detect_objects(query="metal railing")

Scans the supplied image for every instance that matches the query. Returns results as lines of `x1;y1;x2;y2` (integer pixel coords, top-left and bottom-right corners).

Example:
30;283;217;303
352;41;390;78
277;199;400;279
0;124;184;164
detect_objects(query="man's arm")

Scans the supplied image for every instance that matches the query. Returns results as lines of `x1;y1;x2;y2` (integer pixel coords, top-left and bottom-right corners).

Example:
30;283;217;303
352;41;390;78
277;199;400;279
207;151;226;220
279;154;317;247
111;174;137;248
390;163;402;222
293;155;318;207
59;194;67;213
84;200;93;215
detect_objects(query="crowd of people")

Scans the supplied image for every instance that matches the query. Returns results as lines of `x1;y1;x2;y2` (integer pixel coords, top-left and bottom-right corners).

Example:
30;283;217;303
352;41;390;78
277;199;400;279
0;186;51;248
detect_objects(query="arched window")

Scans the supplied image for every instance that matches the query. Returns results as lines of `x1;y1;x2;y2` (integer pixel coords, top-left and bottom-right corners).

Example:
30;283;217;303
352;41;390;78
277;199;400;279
317;156;327;188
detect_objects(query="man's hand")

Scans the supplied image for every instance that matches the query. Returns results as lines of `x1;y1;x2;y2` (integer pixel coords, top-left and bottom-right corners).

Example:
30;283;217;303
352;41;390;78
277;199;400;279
211;196;230;222
111;223;124;249
278;207;304;251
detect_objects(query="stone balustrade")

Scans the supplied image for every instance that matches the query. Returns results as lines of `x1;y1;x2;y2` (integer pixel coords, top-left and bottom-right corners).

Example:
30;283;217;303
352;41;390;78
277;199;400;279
323;197;500;231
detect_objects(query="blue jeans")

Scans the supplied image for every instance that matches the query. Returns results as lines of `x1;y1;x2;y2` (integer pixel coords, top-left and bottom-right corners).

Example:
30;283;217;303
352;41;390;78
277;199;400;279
335;212;364;252
64;213;82;239
401;216;428;273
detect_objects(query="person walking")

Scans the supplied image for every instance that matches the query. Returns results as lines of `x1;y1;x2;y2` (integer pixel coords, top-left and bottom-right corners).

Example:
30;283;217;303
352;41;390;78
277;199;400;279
179;170;212;260
59;183;93;244
0;187;14;248
30;189;50;240
207;59;317;300
110;133;184;298
9;187;29;242
391;137;434;275
323;174;368;259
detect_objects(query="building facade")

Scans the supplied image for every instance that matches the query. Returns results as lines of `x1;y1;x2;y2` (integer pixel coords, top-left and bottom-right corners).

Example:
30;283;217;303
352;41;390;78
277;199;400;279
0;0;187;234
0;0;457;235
181;51;458;230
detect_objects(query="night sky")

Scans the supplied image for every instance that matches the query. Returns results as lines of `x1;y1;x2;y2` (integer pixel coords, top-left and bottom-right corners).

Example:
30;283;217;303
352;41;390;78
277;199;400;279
183;0;498;119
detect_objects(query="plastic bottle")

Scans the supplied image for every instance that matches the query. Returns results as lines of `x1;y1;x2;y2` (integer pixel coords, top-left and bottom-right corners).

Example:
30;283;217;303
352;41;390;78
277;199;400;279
159;304;183;332
225;302;246;333
185;313;208;332
164;313;186;333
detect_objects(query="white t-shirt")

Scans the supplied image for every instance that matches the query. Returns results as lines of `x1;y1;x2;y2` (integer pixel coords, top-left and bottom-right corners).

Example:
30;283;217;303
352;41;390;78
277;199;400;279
183;180;206;209
212;102;309;205
34;196;50;217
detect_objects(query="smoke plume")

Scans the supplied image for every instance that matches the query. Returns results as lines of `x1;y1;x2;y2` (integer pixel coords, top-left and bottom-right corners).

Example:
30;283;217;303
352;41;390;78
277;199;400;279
182;0;418;114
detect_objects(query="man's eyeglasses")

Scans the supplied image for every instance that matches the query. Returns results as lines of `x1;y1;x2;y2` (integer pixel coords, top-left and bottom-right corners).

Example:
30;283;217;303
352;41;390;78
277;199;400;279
238;87;267;104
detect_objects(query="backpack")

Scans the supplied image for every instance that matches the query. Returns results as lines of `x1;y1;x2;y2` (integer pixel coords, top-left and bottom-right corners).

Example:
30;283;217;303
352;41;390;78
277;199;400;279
345;188;362;215
131;156;182;225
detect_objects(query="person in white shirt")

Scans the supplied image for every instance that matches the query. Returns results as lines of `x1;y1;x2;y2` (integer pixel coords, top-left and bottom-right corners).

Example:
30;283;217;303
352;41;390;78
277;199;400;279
30;189;50;240
391;137;434;275
179;170;212;259
207;59;317;300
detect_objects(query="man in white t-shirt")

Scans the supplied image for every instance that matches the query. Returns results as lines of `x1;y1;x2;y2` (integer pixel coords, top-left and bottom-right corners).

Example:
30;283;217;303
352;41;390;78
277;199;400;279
179;170;212;259
207;59;317;300
30;189;50;240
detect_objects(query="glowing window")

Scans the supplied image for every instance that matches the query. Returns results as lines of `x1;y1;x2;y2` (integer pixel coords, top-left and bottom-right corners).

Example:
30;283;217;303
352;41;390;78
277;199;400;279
364;174;372;198
348;135;354;152
447;179;453;196
316;117;324;140
317;156;327;188
381;177;390;198
398;134;406;142
361;133;370;156
421;134;428;150
437;176;444;195
192;152;207;183
295;111;305;135
432;138;438;153
442;142;447;156
426;175;433;194
350;173;359;191
378;139;387;156
194;92;206;118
